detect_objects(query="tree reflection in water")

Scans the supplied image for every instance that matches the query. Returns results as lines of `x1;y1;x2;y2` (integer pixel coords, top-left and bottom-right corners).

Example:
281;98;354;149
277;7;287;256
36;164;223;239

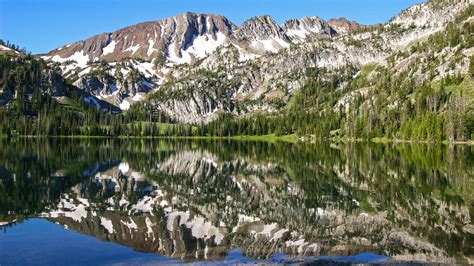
0;139;472;263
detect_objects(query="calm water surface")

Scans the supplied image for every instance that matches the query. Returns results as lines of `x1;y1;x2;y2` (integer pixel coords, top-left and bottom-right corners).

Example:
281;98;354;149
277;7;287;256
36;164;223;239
0;139;472;265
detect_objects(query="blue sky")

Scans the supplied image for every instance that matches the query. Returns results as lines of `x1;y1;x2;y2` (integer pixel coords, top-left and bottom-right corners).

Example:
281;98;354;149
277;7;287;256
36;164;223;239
0;0;423;54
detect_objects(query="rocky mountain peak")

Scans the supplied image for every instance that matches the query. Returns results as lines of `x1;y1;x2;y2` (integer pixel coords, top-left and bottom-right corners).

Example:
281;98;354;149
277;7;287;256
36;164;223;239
234;15;289;42
389;0;470;29
327;17;362;33
45;12;236;66
162;12;237;62
282;16;334;39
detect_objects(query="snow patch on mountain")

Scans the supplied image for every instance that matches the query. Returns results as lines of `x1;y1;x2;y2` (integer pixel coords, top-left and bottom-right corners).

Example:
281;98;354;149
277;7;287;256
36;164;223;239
286;27;308;39
187;33;227;58
102;40;117;56
167;42;191;64
125;44;140;55
251;38;290;53
166;33;228;64
119;100;131;111
132;94;143;101
131;61;155;78
0;45;12;51
145;217;155;240
147;38;156;57
51;51;90;68
121;218;138;232
131;195;155;213
119;162;130;173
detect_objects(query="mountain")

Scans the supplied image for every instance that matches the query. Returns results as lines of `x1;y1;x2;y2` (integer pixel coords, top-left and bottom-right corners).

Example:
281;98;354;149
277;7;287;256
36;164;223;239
1;0;472;141
283;16;336;39
140;0;472;124
44;13;236;66
36;0;471;118
0;41;24;56
0;45;120;125
43;12;359;69
232;15;291;53
327;18;363;33
0;45;22;56
38;12;371;112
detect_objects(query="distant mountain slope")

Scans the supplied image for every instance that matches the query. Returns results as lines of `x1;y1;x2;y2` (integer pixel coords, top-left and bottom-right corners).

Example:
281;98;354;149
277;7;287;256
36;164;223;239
0;48;120;124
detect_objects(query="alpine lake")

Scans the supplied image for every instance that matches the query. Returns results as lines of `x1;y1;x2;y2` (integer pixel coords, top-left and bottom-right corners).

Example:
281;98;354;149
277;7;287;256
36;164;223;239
0;138;473;265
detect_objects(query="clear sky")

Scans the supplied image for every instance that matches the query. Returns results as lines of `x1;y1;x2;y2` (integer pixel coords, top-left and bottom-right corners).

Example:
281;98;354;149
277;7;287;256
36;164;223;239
0;0;423;54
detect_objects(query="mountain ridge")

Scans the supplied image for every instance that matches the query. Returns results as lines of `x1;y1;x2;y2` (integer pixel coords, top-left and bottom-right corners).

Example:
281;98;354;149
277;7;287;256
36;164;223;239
43;12;367;66
0;0;472;142
34;0;472;117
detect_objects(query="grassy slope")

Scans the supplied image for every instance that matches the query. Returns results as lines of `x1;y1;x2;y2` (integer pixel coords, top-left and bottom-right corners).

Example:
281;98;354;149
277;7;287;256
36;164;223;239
360;63;378;76
59;97;87;112
49;133;299;143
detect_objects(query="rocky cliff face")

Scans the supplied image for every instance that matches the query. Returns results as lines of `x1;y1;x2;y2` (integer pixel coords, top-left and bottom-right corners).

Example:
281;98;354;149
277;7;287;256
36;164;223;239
327;18;363;34
231;16;291;54
40;0;473;121
72;61;157;110
283;16;336;39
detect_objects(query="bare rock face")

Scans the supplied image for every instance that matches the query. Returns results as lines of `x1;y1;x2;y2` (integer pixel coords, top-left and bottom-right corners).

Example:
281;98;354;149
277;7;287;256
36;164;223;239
388;0;469;28
283;16;335;40
43;69;67;96
46;12;236;65
327;18;362;34
73;68;154;111
234;16;290;43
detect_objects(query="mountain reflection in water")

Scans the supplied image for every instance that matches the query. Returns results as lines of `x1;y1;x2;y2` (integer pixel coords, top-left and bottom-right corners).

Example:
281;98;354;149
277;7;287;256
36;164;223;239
0;139;473;264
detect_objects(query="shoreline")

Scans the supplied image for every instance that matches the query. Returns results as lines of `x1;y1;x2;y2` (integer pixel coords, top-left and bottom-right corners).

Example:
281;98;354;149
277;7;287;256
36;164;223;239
330;136;474;145
1;134;472;145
